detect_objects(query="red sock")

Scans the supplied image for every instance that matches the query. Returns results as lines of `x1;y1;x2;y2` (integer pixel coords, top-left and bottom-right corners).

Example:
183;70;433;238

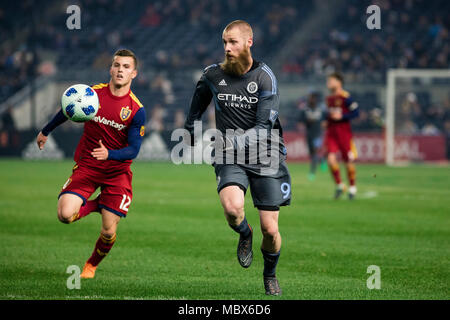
330;163;341;184
347;163;356;186
72;198;99;222
87;233;116;267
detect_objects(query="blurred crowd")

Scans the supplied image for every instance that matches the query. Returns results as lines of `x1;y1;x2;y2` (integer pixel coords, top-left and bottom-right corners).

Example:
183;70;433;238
281;0;449;82
397;92;450;136
0;0;449;148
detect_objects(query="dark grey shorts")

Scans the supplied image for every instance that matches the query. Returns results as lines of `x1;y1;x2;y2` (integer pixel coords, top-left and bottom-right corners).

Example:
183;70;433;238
213;162;292;209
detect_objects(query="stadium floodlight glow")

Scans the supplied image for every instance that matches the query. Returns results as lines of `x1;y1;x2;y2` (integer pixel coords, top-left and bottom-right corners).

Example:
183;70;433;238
385;68;450;165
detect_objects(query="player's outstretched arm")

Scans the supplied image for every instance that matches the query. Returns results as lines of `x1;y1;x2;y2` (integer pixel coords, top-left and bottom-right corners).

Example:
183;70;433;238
342;97;359;120
36;110;68;150
184;69;213;142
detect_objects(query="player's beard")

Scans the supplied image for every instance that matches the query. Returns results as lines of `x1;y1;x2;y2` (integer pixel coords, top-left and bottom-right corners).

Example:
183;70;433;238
221;46;252;76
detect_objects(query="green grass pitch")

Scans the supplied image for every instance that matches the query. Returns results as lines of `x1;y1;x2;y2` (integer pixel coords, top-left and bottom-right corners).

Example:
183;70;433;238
0;159;449;300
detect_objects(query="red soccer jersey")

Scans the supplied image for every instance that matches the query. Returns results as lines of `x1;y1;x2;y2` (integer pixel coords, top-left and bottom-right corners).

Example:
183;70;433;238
74;83;144;173
325;90;356;136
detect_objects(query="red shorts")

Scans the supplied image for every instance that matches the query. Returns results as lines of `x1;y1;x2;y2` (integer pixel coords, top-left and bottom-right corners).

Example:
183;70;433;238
325;130;358;162
59;164;133;217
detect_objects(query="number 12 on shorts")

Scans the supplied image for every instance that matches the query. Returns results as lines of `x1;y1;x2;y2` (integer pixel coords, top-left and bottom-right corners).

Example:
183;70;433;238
119;195;131;212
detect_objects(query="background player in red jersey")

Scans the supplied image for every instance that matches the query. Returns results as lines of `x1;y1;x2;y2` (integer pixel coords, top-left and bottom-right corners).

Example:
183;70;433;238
35;49;146;278
325;73;359;200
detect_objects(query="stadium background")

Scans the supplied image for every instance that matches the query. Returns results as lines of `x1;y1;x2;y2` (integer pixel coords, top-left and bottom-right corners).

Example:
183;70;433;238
0;0;449;162
0;0;449;300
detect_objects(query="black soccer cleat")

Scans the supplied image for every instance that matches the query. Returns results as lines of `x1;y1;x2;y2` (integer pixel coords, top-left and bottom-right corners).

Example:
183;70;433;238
264;276;282;296
334;188;344;200
237;226;253;268
348;193;355;200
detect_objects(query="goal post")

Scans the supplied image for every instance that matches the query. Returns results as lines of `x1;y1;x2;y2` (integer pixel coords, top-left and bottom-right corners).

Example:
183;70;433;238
385;69;450;165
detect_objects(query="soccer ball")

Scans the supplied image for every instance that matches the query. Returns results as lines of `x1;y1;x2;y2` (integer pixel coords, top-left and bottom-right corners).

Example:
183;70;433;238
61;84;99;122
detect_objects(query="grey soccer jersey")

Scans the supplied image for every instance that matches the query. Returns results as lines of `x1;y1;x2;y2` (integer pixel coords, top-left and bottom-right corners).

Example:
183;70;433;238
185;60;287;171
299;104;326;139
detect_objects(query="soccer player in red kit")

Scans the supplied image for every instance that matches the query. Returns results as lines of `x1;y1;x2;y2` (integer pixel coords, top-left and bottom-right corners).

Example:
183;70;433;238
325;73;359;200
36;49;146;278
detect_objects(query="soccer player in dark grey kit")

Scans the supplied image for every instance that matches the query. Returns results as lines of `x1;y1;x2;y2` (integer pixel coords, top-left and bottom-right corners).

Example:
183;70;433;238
184;20;291;295
298;91;327;181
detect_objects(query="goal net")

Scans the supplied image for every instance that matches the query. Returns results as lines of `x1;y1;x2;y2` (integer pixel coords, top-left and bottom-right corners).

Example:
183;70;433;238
385;69;450;165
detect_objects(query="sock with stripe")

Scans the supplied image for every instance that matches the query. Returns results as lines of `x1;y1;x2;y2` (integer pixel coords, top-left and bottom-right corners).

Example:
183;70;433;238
261;248;281;277
72;198;99;222
347;163;356;187
329;162;342;185
229;216;252;238
87;233;116;266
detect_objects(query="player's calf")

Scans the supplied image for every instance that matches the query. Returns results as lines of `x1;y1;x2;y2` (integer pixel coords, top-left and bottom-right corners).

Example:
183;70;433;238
260;227;281;277
259;210;282;294
82;211;120;279
346;162;357;200
259;210;281;252
224;201;252;268
220;187;253;267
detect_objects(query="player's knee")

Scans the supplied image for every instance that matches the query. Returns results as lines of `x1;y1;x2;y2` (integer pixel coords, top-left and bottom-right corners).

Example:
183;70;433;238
327;154;336;163
101;224;117;239
57;206;75;224
222;198;244;219
101;226;115;239
261;224;279;241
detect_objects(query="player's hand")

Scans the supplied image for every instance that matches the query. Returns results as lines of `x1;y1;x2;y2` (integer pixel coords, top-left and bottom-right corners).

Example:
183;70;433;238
215;133;235;152
183;130;196;147
330;111;343;121
91;140;109;160
36;131;48;150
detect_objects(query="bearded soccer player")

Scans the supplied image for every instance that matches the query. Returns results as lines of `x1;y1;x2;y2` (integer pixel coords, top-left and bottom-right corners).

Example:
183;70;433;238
36;49;146;278
184;20;291;296
325;72;359;200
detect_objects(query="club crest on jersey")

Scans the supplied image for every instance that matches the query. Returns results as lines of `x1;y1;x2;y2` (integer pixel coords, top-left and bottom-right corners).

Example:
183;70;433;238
269;109;278;123
247;81;258;94
120;106;131;121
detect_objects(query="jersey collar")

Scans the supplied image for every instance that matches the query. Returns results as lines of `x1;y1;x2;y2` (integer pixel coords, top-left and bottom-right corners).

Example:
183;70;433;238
107;83;131;100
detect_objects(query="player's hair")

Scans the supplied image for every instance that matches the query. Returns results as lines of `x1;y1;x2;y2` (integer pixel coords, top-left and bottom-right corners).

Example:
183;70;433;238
113;49;138;70
223;20;253;38
328;72;344;84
